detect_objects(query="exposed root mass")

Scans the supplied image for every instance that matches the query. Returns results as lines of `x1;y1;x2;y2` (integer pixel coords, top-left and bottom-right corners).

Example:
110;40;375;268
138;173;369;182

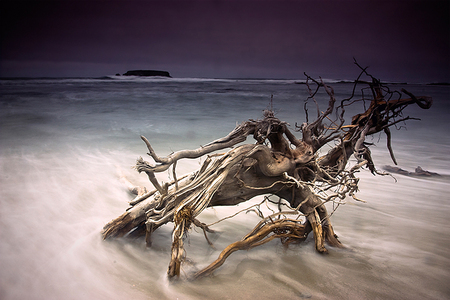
102;62;432;280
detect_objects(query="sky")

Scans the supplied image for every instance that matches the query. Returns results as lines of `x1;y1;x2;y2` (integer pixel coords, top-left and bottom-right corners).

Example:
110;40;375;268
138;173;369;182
1;0;449;82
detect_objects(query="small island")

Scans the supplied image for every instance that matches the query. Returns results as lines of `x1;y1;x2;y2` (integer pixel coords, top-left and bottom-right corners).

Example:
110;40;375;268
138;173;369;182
122;70;171;77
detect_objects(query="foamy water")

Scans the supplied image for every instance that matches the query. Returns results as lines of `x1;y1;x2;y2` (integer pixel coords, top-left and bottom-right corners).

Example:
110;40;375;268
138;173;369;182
1;78;449;299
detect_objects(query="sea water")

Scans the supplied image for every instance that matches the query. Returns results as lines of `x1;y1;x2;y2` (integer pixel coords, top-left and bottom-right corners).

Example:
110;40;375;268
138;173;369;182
0;77;449;299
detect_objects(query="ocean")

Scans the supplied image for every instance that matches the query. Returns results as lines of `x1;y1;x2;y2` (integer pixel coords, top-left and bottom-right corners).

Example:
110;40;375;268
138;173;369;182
1;77;449;299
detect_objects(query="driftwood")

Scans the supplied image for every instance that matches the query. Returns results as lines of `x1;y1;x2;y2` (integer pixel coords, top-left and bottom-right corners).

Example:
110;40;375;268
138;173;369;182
102;62;432;280
383;165;441;177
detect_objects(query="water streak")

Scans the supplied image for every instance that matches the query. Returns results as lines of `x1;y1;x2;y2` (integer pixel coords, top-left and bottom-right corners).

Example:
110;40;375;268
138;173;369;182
1;78;449;299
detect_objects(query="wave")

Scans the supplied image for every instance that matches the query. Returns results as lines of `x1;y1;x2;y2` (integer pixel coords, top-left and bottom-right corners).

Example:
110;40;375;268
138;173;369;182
104;75;302;84
1;76;446;86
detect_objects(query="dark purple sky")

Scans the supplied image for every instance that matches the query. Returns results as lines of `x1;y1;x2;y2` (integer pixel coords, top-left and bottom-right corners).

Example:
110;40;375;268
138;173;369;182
1;0;449;82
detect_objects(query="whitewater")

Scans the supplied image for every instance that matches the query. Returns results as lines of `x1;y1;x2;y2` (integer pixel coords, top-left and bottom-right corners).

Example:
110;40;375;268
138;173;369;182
1;77;449;299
